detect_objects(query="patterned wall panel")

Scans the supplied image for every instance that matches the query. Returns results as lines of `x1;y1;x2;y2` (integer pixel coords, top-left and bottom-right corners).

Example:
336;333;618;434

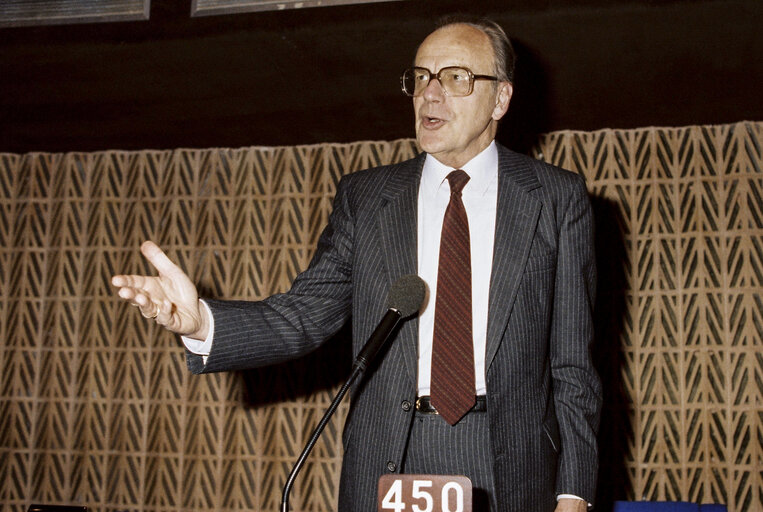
0;124;759;512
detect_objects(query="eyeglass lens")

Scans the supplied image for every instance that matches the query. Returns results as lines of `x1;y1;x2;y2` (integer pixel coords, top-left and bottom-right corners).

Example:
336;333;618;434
403;67;473;97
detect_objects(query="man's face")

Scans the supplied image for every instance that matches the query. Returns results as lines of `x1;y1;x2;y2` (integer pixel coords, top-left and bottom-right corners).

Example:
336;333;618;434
413;24;512;168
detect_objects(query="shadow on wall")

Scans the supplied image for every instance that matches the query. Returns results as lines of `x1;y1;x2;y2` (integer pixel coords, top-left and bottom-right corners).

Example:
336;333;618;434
497;39;552;155
591;196;632;509
237;322;353;406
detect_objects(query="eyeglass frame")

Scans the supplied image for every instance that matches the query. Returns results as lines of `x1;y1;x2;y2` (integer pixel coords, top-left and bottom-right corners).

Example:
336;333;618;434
400;66;500;97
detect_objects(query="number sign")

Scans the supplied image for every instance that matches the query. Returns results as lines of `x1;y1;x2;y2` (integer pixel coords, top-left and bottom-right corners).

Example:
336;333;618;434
378;474;472;512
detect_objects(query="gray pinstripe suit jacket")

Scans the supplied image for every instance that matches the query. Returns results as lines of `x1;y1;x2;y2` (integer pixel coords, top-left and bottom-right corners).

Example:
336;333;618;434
186;144;602;512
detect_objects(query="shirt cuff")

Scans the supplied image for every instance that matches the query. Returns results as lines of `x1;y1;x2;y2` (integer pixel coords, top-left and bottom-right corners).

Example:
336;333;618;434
180;299;214;363
556;494;592;508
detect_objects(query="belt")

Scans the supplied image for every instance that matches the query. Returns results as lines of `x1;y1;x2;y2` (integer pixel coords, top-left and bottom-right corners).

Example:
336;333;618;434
415;395;487;415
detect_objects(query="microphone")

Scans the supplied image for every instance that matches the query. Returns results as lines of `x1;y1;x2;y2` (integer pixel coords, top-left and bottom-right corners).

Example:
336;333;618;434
280;275;426;512
353;274;427;372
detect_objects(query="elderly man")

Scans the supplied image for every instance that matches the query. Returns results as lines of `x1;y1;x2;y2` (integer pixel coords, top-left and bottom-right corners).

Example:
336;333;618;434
113;17;601;512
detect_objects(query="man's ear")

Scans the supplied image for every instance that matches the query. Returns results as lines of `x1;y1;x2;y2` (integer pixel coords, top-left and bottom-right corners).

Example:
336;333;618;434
492;82;513;121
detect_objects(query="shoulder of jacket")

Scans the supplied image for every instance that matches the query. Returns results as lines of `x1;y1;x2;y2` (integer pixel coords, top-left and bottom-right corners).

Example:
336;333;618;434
339;154;422;183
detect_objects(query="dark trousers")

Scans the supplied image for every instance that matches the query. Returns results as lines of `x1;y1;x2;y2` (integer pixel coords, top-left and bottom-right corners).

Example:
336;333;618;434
402;410;496;511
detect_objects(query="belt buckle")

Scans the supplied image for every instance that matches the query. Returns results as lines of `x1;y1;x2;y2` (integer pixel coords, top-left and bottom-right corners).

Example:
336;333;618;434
415;396;438;414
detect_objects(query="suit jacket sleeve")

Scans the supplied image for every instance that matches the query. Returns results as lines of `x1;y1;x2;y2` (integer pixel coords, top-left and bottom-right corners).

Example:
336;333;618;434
550;174;601;500
185;175;356;374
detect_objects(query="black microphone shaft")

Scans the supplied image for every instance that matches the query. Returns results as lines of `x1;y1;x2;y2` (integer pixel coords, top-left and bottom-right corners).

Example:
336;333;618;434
280;368;358;512
353;308;402;371
280;308;404;512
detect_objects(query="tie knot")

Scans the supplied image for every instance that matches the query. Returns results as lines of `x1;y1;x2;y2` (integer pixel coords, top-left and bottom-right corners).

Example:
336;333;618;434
447;169;470;196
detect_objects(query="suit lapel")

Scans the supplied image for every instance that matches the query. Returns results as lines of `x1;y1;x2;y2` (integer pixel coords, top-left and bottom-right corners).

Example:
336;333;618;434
378;154;424;384
486;146;543;369
371;147;542;381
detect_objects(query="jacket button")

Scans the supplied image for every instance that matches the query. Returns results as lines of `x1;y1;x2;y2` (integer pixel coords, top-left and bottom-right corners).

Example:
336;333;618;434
401;400;411;412
387;461;397;472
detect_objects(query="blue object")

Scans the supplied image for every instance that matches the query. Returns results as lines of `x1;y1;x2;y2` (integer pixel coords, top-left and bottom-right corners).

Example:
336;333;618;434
612;502;727;512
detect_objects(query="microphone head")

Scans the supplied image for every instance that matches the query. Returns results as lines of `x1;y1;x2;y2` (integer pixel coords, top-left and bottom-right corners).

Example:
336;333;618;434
387;274;426;318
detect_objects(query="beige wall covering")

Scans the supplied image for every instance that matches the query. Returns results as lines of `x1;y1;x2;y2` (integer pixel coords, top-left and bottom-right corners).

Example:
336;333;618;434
0;122;760;511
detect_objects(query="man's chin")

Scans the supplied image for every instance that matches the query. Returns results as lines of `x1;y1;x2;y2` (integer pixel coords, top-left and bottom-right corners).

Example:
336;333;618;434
416;136;446;155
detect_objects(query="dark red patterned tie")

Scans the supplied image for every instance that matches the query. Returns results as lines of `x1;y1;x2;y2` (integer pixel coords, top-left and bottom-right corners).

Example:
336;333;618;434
430;169;475;426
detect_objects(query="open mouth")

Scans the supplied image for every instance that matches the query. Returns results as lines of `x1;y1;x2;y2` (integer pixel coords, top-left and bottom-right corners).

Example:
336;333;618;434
422;116;445;129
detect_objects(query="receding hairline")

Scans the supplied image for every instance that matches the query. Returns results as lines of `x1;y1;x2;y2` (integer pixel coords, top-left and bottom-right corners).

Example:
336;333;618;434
415;17;515;83
424;23;493;45
416;24;494;65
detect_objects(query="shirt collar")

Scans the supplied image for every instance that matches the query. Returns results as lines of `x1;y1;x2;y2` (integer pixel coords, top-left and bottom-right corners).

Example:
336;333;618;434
421;141;498;197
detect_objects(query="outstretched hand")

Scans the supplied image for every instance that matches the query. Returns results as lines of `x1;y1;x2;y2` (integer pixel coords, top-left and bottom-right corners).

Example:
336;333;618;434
112;241;209;340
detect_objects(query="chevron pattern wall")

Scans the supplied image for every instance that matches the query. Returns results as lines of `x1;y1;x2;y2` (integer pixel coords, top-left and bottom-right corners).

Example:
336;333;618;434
0;123;760;511
536;123;762;511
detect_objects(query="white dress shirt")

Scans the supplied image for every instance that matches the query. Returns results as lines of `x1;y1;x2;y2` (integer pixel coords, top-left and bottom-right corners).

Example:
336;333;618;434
416;142;498;396
182;301;213;361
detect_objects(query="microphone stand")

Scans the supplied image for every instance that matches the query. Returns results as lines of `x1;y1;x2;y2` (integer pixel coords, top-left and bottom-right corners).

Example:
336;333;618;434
280;309;403;512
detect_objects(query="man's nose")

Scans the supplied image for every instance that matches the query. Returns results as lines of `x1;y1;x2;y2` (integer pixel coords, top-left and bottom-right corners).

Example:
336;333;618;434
421;77;445;101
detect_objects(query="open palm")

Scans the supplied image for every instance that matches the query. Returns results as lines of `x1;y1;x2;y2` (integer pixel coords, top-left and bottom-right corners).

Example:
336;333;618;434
112;241;208;339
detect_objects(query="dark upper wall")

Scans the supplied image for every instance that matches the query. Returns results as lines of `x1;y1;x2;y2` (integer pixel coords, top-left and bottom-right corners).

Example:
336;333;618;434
1;0;761;153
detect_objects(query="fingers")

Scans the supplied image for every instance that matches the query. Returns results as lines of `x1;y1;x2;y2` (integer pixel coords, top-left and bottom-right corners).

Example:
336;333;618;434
154;298;174;326
112;274;161;307
112;241;197;333
118;286;161;319
138;298;160;320
112;273;147;290
110;240;173;304
114;282;174;327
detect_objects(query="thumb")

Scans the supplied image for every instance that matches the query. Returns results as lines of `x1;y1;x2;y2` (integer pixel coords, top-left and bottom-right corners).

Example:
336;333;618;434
140;241;183;278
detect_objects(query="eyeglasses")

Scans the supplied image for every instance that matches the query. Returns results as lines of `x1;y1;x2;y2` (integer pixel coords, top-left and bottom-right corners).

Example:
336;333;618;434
400;66;499;97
